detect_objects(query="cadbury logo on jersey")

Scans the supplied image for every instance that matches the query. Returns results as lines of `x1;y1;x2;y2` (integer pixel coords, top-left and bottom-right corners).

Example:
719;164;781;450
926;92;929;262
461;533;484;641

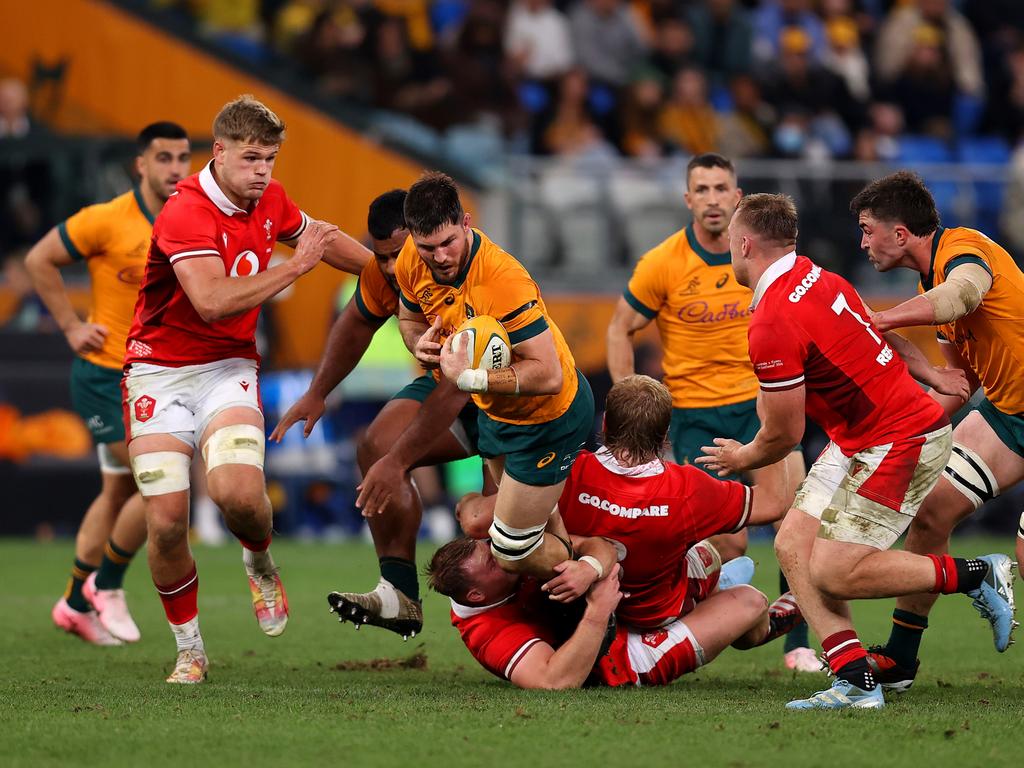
788;265;822;303
578;492;669;518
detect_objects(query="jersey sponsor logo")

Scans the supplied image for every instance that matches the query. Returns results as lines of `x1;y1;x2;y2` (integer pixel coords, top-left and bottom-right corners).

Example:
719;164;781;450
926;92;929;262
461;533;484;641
444;295;455;305
577;492;669;518
641;630;669;648
788;265;822;303
127;339;153;358
465;303;476;318
134;395;156;423
715;274;729;288
240;380;250;391
229;250;260;277
117;265;146;284
536;451;556;468
678;300;749;324
87;415;104;430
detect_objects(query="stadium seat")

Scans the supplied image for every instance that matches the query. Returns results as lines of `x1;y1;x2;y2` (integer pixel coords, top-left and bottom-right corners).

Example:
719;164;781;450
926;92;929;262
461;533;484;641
894;135;952;164
607;169;686;261
955;136;1011;165
538;167;613;273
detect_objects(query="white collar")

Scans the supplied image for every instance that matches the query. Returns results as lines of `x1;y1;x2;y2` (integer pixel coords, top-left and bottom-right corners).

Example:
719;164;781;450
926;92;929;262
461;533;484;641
450;592;516;619
750;250;798;310
594;446;665;478
198;160;248;216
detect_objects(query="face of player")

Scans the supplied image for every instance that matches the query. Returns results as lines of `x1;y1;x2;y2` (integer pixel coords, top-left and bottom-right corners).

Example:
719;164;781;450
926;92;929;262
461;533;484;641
685;166;741;237
857;212;904;272
463;539;519;605
213;138;280;208
137;138;192;202
727;219;751;287
371;227;409;293
412;213;472;286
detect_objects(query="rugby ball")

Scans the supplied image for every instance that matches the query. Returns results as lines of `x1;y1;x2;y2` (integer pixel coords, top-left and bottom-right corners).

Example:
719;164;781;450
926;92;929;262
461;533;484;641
452;315;511;370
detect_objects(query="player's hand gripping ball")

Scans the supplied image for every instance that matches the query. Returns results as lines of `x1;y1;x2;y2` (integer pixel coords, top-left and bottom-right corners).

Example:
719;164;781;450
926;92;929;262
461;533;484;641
451;315;511;370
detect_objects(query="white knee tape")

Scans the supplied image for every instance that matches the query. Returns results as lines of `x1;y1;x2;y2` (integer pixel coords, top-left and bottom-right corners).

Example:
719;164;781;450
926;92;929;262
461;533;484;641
943;442;999;510
131;451;191;497
202;424;265;471
489;514;546;562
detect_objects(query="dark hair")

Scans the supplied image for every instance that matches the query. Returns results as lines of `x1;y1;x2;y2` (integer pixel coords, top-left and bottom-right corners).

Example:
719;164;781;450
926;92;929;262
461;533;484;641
404;172;464;236
734;193;798;246
426;537;477;603
136;121;189;154
603;375;672;465
849;171;940;237
368;189;408;240
686;152;736;185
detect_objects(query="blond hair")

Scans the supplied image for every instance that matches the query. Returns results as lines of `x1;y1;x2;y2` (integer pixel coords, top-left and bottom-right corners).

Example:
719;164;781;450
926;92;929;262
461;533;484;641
212;95;285;145
735;193;798;247
603;375;671;465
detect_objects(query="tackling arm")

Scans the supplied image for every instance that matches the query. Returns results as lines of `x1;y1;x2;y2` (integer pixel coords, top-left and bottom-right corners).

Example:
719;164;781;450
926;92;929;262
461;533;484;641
872;263;992;332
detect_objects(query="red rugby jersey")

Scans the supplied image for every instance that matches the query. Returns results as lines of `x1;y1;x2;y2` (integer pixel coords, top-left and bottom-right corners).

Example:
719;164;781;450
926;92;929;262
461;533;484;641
126;162;307;367
558;449;751;629
748;253;947;454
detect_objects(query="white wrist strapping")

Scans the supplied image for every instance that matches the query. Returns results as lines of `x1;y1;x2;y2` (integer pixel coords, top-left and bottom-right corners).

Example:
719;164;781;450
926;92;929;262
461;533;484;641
1018;510;1024;541
456;368;488;393
579;555;604;579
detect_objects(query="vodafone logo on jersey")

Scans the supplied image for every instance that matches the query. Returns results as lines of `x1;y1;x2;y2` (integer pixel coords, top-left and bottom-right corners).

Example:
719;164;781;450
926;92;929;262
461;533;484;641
229;250;261;277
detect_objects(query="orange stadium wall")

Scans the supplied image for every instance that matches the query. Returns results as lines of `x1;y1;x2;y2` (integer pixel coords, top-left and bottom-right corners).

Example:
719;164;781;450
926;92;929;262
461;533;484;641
0;0;459;367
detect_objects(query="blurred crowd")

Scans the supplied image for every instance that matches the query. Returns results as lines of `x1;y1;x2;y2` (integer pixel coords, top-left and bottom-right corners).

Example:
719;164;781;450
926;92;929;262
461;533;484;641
166;0;1024;162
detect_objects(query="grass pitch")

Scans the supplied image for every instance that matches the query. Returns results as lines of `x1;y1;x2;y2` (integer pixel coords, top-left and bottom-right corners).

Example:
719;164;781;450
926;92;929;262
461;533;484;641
2;536;1023;768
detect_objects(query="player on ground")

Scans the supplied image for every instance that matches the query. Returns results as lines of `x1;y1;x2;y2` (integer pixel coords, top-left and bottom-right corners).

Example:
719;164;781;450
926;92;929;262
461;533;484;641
122;95;368;683
26;122;192;645
428;534;800;689
271;189;487;639
606;153;813;670
849;172;1023;689
357;172;594;583
696;193;1015;710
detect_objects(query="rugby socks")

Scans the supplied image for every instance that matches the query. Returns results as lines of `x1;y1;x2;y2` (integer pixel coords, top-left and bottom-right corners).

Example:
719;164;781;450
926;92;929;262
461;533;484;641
822;630;876;691
780;570;810;652
241;535;273;573
65;559;97;612
885;609;928;669
926;554;988;595
94;538;136;590
155;564;200;634
380;557;419;603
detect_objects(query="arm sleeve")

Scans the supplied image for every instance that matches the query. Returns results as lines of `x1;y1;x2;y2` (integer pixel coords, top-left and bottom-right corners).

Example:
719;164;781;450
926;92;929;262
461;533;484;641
354;260;397;322
58;204;109;261
276;189;308;242
748;320;806;392
623;253;664;320
682;467;752;538
155;204;221;264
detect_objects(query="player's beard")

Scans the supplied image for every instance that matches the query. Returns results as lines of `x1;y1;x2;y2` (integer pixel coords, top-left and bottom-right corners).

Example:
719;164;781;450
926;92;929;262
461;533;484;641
701;209;729;235
430;237;469;286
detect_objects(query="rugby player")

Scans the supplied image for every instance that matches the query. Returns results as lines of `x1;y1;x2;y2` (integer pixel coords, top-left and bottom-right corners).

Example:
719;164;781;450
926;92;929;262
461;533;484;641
606;153;813;670
850;171;1023;690
357;172;594;583
697;193;1014;709
272;189;490;639
26;122;191;645
121;95;368;683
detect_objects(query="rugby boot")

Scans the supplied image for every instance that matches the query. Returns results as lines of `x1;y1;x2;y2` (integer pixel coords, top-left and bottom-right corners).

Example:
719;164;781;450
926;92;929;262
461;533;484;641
328;578;423;640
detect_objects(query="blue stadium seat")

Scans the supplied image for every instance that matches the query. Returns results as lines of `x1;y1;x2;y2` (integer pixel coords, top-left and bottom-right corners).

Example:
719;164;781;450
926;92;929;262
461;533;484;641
894;135;952;163
953;93;985;137
518;81;550;114
956;136;1011;164
587;83;618;116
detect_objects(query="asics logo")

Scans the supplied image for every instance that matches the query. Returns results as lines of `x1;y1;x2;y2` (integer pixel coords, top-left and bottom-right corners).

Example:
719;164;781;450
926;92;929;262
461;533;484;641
536;452;556;468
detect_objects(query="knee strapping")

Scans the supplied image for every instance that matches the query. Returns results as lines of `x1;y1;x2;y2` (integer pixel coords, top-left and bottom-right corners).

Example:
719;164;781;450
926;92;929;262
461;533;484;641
131;451;191;497
943;442;999;510
489;514;546;561
202;424;265;471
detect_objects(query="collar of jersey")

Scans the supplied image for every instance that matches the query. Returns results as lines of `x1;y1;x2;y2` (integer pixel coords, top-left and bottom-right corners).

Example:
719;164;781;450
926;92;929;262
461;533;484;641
449;229;481;289
922;226;946;291
685;223;731;266
594;446;665;478
750;250;798;310
450;590;516;618
199;160;250;216
132;186;156;225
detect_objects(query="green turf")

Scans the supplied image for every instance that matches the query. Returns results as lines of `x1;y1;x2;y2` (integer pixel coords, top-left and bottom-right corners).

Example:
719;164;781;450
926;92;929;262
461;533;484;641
2;537;1023;767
